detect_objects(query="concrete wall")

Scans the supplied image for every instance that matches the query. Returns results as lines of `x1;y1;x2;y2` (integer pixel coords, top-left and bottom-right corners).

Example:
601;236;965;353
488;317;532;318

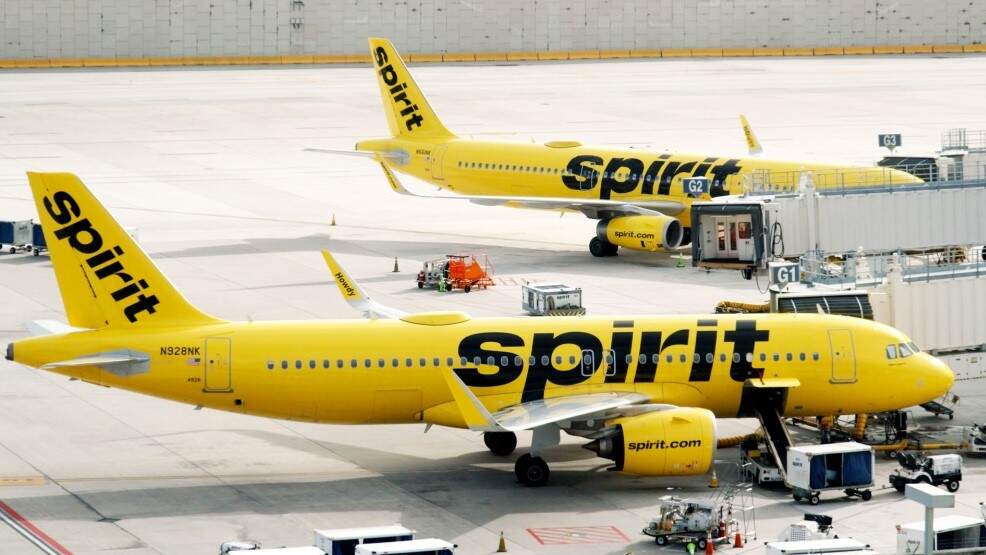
2;0;985;60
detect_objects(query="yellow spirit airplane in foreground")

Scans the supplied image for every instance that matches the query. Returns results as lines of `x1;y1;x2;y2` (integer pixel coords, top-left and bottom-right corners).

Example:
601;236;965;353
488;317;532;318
341;38;922;257
8;173;950;486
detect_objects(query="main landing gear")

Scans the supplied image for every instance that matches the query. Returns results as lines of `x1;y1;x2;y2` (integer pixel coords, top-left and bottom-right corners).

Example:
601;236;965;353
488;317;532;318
483;431;517;456
514;454;550;487
589;237;619;257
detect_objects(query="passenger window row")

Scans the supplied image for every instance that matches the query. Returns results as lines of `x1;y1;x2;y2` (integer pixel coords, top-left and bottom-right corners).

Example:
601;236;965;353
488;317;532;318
457;161;567;175
264;351;822;371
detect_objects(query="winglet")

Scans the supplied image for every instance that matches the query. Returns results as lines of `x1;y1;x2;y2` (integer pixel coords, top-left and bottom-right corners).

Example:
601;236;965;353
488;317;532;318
321;250;406;319
740;115;763;156
442;370;506;431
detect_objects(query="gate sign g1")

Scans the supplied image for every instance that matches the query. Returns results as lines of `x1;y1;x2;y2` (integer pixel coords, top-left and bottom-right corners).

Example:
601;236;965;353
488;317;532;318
681;176;710;196
769;261;801;288
878;133;902;150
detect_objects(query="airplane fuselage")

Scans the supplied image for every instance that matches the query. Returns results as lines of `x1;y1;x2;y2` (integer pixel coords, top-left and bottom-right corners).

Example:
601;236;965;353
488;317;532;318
11;313;949;426
358;137;923;228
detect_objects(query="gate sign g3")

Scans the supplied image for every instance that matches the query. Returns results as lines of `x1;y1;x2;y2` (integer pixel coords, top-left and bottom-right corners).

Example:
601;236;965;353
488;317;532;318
878;134;902;151
769;261;801;288
681;176;710;196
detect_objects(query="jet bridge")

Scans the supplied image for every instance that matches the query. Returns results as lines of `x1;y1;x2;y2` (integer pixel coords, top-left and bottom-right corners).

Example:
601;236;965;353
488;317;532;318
690;178;986;273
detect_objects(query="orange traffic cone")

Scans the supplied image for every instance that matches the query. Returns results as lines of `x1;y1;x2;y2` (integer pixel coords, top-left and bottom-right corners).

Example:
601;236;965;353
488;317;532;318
706;533;715;555
733;532;743;548
496;531;507;552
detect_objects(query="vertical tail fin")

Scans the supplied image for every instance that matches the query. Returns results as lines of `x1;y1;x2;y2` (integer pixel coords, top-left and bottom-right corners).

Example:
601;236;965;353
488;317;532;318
368;37;455;139
27;172;223;329
740;114;763;156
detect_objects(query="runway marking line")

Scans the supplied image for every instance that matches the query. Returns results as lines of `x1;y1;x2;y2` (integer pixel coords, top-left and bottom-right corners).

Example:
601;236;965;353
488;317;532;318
0;499;73;555
526;525;630;545
0;475;45;486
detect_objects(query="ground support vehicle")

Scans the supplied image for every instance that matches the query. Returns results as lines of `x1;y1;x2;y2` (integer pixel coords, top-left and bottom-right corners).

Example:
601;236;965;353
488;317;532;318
740;437;784;486
354;539;455;555
889;453;962;492
787;442;874;505
0;219;33;254
416;255;493;293
521;283;585;316
642;497;737;549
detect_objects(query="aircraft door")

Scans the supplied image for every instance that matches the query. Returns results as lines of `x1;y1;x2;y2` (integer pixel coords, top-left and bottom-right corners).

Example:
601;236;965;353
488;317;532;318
204;337;232;392
735;218;754;261
828;329;857;383
430;145;447;180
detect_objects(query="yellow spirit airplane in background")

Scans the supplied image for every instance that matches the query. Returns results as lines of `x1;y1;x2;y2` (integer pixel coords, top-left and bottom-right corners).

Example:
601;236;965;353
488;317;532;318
8;172;950;486
339;38;923;257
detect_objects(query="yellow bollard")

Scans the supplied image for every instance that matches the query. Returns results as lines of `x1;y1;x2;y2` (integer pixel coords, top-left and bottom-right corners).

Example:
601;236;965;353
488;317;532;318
496;531;507;552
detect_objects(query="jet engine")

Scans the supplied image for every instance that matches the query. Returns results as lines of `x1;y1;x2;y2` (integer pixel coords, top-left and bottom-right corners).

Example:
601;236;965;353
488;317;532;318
584;407;716;475
596;215;684;252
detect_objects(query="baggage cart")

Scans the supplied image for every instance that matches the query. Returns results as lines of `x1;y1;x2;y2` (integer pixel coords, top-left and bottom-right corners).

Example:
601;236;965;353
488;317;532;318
522;283;585;316
787;442;874;505
0;220;33;254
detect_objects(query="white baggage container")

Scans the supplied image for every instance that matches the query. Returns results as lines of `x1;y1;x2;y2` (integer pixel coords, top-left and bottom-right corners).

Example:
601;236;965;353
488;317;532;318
787;442;875;505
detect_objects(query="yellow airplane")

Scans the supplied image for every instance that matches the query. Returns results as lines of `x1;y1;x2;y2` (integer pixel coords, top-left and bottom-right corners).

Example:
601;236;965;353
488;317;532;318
7;172;951;486
331;38;923;258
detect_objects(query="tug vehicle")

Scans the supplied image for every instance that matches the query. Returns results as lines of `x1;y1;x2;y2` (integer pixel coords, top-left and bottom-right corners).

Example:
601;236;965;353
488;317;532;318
889;453;962;493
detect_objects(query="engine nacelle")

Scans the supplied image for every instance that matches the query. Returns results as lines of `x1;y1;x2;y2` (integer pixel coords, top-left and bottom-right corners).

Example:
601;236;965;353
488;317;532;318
596;215;684;252
584;407;716;476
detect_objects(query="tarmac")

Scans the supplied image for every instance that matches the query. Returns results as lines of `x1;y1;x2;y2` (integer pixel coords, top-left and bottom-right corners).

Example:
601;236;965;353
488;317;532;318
1;53;985;554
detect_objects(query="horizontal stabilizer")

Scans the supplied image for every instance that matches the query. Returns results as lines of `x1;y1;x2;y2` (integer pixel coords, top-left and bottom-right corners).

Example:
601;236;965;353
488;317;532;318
305;148;409;164
42;349;150;376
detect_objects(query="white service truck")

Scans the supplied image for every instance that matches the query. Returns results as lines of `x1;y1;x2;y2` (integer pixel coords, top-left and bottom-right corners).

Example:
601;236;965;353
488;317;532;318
354;539;455;555
315;525;415;555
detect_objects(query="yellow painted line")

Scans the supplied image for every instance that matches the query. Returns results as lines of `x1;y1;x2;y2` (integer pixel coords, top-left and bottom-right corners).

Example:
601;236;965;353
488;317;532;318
844;46;875;55
506;51;538;61
443;52;476;62
407;53;443;62
0;476;44;487
903;44;934;54
661;48;692;58
691;48;723;57
568;50;601;60
281;54;315;64
475;52;507;62
628;49;662;58
3;42;986;71
784;47;814;56
754;47;784;56
599;49;631;59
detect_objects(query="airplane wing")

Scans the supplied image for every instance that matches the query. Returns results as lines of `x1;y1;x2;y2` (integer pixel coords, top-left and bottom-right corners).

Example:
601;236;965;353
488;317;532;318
374;161;686;218
443;370;655;432
740;114;763;156
321;250;408;320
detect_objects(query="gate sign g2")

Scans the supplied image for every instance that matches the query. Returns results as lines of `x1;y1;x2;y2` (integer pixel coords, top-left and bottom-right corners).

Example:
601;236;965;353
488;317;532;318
878;134;902;150
681;176;710;197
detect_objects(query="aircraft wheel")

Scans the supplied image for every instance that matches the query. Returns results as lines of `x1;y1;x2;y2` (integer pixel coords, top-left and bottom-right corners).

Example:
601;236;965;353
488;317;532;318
947;480;960;492
483;431;517;456
589;237;607;257
515;454;550;487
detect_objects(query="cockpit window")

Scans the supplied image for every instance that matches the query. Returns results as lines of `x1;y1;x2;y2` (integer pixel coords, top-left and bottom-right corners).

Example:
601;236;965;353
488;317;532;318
908;341;920;353
885;345;898;359
898;343;913;357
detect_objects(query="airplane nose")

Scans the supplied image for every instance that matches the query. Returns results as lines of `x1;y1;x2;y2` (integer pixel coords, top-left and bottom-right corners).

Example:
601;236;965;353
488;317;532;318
924;355;955;398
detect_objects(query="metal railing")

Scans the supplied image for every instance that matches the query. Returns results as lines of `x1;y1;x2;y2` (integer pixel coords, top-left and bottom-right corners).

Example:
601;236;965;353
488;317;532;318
800;247;986;288
743;171;986;197
942;128;986;151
